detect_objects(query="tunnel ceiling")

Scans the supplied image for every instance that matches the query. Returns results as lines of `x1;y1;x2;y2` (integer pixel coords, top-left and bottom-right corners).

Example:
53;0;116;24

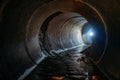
0;0;120;80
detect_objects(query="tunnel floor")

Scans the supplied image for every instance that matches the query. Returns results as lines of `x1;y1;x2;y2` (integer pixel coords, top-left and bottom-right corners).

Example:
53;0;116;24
24;53;110;80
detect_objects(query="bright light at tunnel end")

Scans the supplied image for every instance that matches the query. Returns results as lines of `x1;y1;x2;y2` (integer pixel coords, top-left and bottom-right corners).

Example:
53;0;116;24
82;28;96;44
87;28;95;37
89;31;94;36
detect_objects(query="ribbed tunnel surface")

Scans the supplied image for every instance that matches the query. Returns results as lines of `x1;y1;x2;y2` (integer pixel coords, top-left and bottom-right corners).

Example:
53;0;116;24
0;0;120;80
43;13;89;55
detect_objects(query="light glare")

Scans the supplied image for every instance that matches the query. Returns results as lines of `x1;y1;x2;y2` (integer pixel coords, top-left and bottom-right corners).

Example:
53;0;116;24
89;32;94;36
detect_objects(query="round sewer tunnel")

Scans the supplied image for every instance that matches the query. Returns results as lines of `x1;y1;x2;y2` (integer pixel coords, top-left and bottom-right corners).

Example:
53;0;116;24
0;0;120;80
37;2;107;62
40;12;91;56
39;11;106;57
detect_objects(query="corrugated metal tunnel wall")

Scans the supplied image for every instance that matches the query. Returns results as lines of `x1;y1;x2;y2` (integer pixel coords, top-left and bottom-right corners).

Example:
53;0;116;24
0;0;120;80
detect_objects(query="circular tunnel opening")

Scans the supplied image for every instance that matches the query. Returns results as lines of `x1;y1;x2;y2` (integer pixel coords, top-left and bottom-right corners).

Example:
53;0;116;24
39;12;90;56
37;11;107;80
24;0;108;79
23;0;108;68
39;11;107;63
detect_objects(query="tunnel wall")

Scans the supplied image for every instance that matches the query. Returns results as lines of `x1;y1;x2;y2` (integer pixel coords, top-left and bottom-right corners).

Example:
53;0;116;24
85;0;120;79
0;0;52;79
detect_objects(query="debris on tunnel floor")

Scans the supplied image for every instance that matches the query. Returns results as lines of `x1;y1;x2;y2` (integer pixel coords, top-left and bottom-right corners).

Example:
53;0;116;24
24;53;111;80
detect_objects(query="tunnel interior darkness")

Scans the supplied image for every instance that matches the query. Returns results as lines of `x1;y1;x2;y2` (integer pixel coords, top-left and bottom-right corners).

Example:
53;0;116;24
0;0;120;80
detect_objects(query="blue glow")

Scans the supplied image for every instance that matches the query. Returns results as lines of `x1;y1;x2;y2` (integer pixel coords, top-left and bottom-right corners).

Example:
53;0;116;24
87;29;95;37
89;31;94;36
84;28;95;44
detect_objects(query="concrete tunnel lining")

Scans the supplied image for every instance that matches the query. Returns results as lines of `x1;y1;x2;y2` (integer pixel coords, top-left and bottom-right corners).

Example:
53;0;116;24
2;0;119;79
23;0;107;79
45;13;89;55
26;0;107;63
19;0;106;79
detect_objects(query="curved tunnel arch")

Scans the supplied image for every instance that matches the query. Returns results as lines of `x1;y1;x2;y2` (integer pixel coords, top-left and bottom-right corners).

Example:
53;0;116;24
25;0;107;63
